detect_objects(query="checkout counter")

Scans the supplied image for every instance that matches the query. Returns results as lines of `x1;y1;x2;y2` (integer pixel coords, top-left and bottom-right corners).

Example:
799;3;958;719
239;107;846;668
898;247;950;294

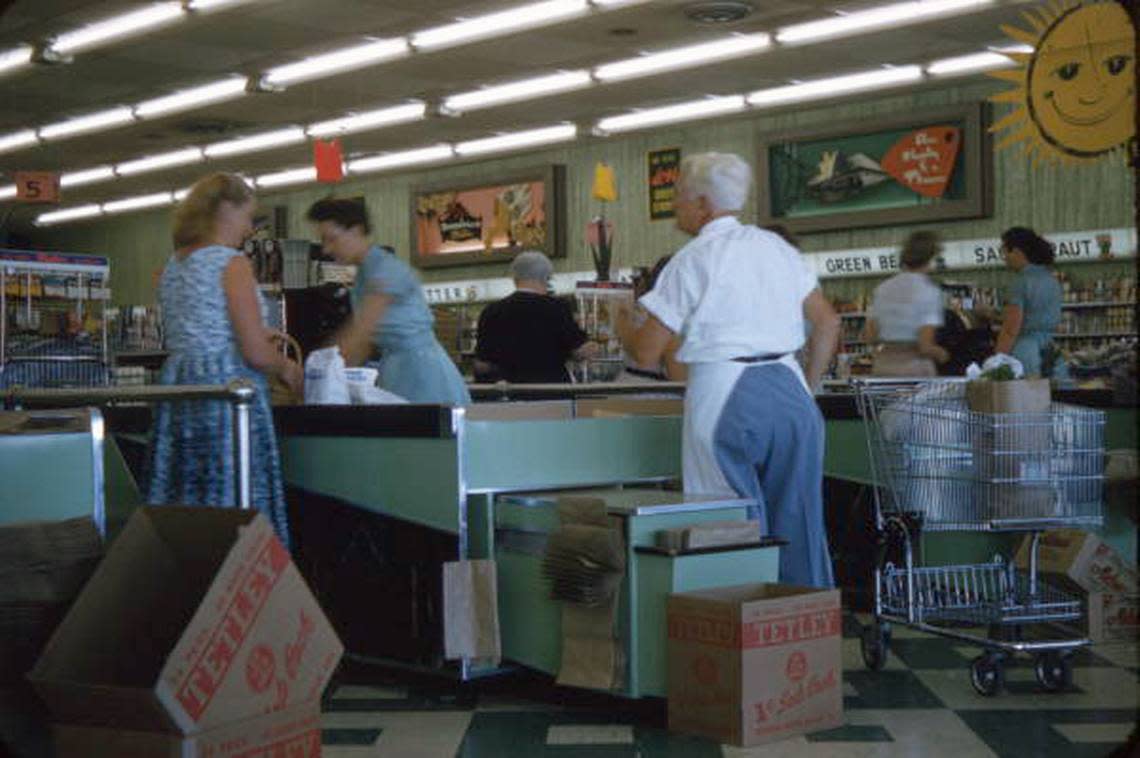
274;388;780;698
3;381;1134;698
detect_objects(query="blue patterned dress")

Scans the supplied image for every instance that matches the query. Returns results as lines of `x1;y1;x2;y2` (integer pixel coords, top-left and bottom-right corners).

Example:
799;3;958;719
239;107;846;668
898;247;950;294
147;245;290;547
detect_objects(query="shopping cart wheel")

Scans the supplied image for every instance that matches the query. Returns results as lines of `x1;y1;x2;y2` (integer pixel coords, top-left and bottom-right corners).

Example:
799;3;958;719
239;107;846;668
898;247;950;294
861;623;891;671
1034;652;1073;692
970;654;1004;696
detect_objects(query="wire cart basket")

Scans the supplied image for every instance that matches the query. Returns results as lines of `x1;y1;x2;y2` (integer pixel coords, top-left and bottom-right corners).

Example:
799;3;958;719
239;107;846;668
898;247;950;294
853;379;1105;696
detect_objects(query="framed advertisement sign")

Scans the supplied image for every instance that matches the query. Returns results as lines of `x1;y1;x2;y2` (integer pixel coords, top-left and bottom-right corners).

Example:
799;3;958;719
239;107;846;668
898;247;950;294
758;104;992;234
410;165;565;269
648;147;681;220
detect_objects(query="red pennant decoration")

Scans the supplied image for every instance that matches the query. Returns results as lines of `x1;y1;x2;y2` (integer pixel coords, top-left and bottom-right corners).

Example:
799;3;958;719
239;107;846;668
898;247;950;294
313;139;344;184
880;126;961;199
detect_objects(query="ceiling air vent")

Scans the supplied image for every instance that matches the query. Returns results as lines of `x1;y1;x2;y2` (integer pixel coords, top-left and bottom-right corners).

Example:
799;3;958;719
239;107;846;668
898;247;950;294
683;1;754;24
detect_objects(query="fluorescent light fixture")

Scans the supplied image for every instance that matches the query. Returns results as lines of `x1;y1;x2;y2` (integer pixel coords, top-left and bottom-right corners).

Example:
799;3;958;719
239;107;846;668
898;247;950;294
117;147;204;176
412;0;589;51
60;166;116;188
0;185;17;201
0;45;33;75
747;65;923;107
595;95;746;135
443;71;592;114
926;51;1013;76
347;144;455;174
0;129;39;154
589;0;653;5
102;192;175;214
454;124;577;157
203;127;306;158
36;204;103;226
991;43;1033;54
776;0;993;45
134;77;249;119
594;33;771;82
186;0;250;9
39;107;136;140
255;166;317;188
173;188;191;201
263;38;409;87
49;2;186;55
306;101;426;137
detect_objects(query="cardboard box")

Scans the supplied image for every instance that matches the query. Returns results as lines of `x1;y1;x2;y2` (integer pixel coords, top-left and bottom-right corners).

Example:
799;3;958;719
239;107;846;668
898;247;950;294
667;584;842;747
1087;592;1139;644
1014;530;1138;595
30;507;343;736
53;701;321;758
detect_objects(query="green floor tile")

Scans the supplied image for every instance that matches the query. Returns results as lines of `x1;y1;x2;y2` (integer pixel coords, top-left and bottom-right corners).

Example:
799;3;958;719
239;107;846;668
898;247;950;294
807;724;894;742
956;709;1138;758
887;638;975;670
845;670;946;709
321;727;382;746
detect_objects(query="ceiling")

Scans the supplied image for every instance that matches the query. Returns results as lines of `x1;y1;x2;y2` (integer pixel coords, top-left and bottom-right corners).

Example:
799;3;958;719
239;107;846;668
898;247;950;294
0;0;1033;230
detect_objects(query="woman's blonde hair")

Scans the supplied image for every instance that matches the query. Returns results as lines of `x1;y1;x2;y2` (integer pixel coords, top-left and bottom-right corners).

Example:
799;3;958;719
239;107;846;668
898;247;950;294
172;173;254;249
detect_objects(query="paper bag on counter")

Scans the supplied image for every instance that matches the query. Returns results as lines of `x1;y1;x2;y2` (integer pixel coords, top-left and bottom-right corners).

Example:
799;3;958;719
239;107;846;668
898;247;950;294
443;560;501;664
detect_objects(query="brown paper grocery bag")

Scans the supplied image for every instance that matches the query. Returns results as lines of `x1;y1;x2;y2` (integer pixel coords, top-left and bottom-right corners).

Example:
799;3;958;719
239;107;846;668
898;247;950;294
549;496;627;691
967;379;1054;520
966;378;1051;413
443;560;501;664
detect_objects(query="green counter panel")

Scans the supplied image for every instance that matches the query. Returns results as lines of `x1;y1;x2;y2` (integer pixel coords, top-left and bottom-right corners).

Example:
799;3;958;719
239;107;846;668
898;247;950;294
464;417;681;492
279;436;462;534
0;432;95;525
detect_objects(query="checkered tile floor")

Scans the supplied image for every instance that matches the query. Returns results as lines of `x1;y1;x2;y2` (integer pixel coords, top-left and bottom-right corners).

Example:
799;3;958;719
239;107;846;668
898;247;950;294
320;615;1139;757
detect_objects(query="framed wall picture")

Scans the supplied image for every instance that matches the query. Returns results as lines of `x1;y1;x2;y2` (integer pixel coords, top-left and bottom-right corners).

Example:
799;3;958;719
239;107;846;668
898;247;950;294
647;147;681;220
410;165;566;269
757;104;992;234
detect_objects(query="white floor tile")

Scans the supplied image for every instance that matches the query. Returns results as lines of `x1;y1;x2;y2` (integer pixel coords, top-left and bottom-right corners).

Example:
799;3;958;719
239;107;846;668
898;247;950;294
721;709;997;758
545;724;634;745
322;711;472;758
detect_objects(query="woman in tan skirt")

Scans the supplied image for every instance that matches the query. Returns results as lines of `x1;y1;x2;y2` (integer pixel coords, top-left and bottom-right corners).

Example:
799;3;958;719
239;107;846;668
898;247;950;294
864;231;951;377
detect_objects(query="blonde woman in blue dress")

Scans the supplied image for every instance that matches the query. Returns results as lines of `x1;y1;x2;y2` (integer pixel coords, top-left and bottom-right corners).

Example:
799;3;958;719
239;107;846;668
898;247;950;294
148;173;301;547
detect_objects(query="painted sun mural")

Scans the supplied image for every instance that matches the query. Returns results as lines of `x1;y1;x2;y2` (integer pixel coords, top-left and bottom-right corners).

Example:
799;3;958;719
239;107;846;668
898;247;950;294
989;1;1135;163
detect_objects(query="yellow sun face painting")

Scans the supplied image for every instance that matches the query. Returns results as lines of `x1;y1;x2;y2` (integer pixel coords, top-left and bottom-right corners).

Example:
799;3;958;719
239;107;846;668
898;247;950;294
989;1;1136;163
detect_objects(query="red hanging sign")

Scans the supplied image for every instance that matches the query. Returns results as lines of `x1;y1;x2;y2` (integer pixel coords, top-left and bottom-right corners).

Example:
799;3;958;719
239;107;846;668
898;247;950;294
313;139;344;184
880;126;961;199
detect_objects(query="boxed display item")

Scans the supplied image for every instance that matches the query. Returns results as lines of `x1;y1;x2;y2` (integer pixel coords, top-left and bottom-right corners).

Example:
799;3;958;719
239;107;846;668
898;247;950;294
1014;529;1138;595
667;583;842;747
29;508;343;751
1087;592;1139;644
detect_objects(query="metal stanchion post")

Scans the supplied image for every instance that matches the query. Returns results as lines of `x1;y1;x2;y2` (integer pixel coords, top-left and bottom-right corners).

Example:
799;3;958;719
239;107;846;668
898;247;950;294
229;381;255;511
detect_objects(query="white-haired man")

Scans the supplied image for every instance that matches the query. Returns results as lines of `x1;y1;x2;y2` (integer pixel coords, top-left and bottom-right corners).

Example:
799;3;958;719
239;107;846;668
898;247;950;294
616;152;840;588
475;251;594;383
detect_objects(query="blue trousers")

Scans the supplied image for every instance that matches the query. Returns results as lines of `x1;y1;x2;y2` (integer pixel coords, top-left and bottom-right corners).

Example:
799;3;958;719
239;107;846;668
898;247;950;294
712;364;834;588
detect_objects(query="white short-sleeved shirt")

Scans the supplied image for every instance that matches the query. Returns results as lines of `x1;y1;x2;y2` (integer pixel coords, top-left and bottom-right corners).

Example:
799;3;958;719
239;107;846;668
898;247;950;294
869;272;944;342
639;216;818;364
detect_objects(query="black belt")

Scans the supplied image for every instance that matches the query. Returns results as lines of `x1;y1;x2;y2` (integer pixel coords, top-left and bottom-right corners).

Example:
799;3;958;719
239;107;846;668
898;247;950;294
623;365;668;380
732;352;790;364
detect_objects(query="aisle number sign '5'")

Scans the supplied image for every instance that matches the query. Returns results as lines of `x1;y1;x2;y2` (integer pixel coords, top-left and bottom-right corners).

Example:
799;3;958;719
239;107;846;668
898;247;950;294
14;171;61;204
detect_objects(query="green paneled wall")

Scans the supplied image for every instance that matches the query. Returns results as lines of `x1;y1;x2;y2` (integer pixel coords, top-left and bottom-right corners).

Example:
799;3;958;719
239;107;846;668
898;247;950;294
34;80;1134;306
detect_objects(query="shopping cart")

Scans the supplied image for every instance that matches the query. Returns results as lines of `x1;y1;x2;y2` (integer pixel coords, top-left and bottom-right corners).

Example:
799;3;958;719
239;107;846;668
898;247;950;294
853;378;1105;695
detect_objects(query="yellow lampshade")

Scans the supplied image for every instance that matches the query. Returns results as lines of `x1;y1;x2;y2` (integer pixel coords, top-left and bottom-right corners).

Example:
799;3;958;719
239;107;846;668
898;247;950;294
591;162;617;202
